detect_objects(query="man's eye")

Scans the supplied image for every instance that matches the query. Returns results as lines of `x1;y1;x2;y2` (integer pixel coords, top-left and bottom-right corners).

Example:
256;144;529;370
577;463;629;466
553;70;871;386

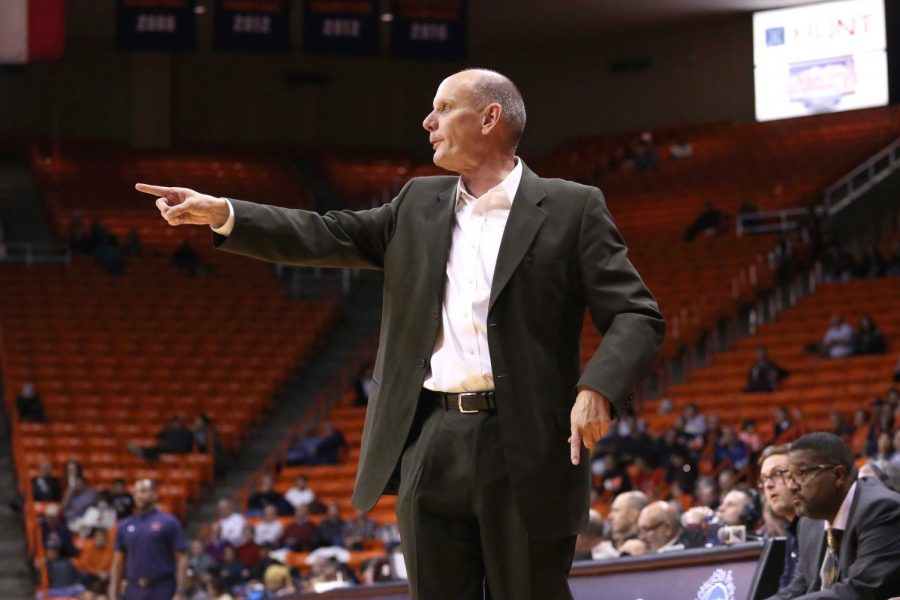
440;105;450;112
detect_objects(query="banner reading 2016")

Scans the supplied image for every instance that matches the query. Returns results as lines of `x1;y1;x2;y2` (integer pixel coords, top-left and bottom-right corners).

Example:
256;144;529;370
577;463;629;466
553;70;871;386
391;0;466;61
215;0;291;52
302;0;379;56
116;0;196;52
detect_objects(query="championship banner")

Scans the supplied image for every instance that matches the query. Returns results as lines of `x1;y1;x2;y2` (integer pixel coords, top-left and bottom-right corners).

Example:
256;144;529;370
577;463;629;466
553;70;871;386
0;0;65;64
214;0;290;52
302;0;379;56
116;0;196;52
390;0;466;61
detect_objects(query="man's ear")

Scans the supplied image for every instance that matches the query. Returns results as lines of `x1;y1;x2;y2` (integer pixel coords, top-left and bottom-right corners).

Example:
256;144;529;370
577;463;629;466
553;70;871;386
481;103;502;133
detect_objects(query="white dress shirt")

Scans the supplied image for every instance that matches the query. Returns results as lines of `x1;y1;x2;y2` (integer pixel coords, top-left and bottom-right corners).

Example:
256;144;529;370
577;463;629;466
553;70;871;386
254;518;285;546
212;159;524;393
423;159;522;393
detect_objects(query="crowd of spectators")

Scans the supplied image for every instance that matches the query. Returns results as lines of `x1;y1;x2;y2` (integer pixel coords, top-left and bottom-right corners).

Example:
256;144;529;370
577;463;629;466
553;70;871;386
810;313;886;358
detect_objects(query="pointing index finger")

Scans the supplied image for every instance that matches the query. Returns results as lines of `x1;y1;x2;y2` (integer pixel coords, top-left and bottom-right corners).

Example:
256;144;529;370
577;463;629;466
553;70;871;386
135;183;171;197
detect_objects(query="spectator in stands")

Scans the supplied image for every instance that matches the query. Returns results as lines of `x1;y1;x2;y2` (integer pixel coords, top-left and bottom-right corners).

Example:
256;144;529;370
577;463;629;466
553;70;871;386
40;504;77;558
248;543;285;583
822;244;854;282
770;406;806;446
820;314;855;358
253;504;284;547
894;354;900;382
316;502;345;548
638;501;702;553
681;403;707;437
92;225;124;276
718;467;738;497
893;430;900;471
829;412;853;445
342;509;377;551
62;459;83;490
41;538;84;597
758;444;799;592
205;522;232;563
217;498;247;546
16;381;45;423
354;363;375;407
713;428;749;471
375;519;402;552
849;408;871;457
247;473;293;516
745;346;790;392
607;491;649;554
668;137;693;160
715;489;757;528
107;478;134;520
739;419;764;456
129;415;195;461
854;314;886;355
73;527;113;596
193;413;230;476
217;545;246;588
874;432;893;463
771;432;900;598
284;475;315;510
122;227;143;257
633;132;658;171
283;504;318;552
310;421;348;466
683;203;725;242
867;403;895;458
186;539;216;581
61;475;99;527
858;243;886;278
32;459;62;502
263;563;298;596
203;572;234;600
234;524;261;569
74;492;117;537
694;476;720;510
172;239;201;276
574;509;607;560
597;453;632;496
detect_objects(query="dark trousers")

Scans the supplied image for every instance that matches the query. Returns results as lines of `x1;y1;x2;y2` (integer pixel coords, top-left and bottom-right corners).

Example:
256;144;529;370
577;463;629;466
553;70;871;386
396;393;576;600
123;578;175;600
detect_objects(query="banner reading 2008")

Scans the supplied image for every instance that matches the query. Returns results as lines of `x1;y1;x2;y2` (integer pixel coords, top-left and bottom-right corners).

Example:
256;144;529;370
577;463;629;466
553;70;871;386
116;0;196;52
391;0;466;61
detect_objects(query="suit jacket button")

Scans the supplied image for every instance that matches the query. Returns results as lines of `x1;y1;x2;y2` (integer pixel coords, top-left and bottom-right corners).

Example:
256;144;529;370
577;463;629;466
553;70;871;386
417;358;427;368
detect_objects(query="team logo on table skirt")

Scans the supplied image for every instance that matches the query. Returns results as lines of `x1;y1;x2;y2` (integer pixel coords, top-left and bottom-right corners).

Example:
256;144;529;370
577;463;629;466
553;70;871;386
695;568;735;600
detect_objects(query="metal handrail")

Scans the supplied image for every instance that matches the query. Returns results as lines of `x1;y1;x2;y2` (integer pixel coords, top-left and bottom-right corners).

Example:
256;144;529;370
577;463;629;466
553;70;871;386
736;207;812;236
824;137;900;216
0;242;71;264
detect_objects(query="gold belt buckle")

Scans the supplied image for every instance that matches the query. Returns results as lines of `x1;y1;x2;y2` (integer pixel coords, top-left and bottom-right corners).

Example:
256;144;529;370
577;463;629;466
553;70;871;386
457;392;479;413
137;578;150;588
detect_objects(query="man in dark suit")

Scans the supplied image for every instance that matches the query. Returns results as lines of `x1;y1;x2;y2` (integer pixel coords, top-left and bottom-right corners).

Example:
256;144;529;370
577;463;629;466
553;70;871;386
137;68;664;598
768;432;900;599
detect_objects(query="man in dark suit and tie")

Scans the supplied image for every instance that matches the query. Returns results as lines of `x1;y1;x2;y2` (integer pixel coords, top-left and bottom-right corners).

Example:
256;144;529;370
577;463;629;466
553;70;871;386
768;432;900;599
138;68;664;599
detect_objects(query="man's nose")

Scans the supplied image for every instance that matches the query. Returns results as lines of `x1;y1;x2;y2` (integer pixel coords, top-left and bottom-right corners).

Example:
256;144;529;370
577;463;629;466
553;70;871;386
423;112;436;131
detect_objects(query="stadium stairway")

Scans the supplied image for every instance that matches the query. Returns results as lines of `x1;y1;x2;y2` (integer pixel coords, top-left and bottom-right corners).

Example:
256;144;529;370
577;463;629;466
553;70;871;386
185;271;383;538
0;410;37;600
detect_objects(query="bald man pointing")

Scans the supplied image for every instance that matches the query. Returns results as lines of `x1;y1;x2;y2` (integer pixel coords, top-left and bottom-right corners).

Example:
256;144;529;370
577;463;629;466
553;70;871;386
138;69;663;599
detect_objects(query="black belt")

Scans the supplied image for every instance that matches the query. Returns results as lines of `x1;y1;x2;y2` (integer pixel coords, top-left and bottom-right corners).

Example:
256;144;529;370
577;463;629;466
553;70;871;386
128;575;174;588
425;389;497;413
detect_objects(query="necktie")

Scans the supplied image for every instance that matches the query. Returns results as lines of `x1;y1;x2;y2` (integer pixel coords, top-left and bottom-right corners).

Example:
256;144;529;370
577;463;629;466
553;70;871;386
820;528;842;590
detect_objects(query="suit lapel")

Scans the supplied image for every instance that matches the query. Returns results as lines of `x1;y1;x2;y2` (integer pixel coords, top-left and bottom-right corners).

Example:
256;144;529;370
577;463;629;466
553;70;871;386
425;183;457;303
489;165;547;312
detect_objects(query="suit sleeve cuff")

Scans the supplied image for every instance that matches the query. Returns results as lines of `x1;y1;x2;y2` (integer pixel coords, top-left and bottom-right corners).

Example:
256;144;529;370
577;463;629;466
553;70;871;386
210;198;235;236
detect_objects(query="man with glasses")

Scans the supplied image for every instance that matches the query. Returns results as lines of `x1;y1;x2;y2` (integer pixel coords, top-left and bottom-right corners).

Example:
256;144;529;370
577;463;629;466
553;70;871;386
758;444;806;593
637;501;703;553
767;432;900;599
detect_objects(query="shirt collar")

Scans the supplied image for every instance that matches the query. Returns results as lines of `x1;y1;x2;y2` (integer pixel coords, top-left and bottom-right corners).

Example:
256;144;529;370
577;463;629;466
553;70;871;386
825;480;856;531
456;157;523;206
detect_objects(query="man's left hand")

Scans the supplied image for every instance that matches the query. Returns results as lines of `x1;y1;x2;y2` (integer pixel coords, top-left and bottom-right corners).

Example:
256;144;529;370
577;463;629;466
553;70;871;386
569;388;612;465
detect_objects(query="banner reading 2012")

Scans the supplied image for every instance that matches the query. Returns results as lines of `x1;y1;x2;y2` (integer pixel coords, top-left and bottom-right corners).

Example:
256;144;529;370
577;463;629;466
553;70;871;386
215;0;291;52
